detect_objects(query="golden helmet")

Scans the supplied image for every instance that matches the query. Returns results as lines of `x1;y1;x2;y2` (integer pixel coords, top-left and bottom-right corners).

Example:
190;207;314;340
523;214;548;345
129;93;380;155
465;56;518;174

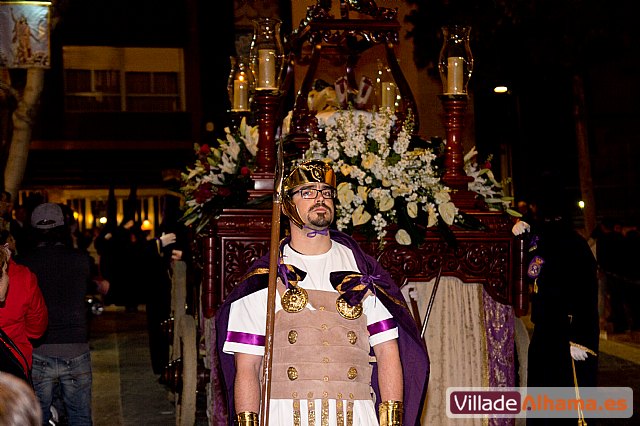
282;160;336;229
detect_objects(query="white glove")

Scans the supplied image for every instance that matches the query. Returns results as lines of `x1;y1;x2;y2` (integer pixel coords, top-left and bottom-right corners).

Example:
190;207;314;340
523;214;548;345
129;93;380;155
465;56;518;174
570;345;588;361
159;233;176;247
512;221;530;236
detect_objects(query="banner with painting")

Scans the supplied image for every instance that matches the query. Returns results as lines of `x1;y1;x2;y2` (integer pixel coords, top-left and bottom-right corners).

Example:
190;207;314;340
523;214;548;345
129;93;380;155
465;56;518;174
0;1;51;68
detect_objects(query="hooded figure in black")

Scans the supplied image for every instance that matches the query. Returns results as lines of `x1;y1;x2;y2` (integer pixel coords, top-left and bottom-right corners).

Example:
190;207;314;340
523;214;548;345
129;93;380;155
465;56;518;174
517;183;599;425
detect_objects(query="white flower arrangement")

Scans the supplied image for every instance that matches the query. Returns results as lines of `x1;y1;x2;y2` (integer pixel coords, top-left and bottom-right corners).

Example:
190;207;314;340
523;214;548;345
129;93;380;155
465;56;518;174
180;118;259;234
306;108;457;246
464;146;521;217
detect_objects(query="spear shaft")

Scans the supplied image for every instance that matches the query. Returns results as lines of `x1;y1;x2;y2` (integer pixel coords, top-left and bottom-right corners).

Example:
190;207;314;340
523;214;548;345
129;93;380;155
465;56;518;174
260;137;284;425
421;264;443;339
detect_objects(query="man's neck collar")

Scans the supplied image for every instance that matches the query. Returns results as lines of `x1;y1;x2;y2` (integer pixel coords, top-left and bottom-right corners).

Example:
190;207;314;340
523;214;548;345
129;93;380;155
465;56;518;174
289;226;332;255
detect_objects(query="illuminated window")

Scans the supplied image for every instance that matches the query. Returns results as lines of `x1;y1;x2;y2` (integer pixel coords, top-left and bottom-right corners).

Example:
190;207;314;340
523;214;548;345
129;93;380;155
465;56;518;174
63;46;185;113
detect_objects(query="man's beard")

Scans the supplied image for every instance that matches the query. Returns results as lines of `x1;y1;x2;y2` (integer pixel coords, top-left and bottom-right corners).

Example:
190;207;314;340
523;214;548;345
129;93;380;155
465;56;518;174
306;203;333;229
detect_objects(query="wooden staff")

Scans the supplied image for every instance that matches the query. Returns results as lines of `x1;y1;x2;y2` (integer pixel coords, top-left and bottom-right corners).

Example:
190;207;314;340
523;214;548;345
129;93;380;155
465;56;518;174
421;264;443;339
260;137;285;425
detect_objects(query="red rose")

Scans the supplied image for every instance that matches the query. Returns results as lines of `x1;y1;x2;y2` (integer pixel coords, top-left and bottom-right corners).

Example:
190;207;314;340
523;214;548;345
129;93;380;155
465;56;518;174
199;144;210;155
194;182;214;204
483;161;492;170
240;166;251;177
217;186;231;197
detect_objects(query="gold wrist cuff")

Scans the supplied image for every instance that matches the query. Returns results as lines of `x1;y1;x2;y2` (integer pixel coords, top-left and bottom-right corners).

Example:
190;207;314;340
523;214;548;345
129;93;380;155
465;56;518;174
236;411;258;426
379;400;403;426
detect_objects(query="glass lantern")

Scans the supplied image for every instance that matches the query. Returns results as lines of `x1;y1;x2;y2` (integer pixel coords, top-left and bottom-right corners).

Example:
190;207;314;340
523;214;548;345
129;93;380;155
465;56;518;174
227;56;254;112
249;18;284;92
438;25;474;95
376;59;399;111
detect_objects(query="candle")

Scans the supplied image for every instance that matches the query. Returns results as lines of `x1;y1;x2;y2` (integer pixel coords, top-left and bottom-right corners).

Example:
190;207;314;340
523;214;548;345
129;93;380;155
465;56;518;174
233;79;248;110
447;56;464;94
258;49;276;89
381;82;396;110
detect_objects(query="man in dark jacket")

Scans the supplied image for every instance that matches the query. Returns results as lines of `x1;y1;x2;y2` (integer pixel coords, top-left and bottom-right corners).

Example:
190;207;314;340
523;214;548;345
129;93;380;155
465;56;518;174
20;203;94;426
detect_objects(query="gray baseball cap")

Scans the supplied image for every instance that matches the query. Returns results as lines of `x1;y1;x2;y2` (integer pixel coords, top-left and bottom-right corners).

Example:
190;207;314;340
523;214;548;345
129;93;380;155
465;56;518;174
31;203;65;229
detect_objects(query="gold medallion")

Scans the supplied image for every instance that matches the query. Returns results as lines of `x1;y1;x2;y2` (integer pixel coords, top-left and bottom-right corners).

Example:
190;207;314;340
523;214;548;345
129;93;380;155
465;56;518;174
336;297;363;320
281;286;308;313
287;366;299;381
347;367;358;380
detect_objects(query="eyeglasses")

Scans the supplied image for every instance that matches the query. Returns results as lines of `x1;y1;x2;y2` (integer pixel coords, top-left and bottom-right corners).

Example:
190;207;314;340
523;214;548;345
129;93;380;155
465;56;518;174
291;188;337;199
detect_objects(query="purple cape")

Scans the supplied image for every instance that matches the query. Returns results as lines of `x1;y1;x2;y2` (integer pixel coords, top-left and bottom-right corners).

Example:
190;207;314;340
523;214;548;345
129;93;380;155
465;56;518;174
215;230;429;425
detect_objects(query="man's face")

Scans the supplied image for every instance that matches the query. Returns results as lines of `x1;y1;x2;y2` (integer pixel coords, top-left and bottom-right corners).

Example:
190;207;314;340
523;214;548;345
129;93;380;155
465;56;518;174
291;183;335;229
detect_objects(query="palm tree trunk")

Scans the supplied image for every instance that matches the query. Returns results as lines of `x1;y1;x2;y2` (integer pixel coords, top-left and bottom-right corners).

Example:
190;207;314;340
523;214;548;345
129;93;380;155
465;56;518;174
3;68;45;200
572;73;596;236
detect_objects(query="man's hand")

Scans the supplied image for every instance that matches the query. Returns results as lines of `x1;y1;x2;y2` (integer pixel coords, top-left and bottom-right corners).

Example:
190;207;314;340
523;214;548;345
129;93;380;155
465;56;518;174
159;233;177;247
0;262;8;302
570;345;588;361
512;221;530;236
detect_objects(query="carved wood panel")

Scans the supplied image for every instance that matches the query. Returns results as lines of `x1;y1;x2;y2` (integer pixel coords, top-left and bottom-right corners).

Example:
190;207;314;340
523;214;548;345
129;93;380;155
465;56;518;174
201;208;526;317
374;239;511;305
220;239;270;300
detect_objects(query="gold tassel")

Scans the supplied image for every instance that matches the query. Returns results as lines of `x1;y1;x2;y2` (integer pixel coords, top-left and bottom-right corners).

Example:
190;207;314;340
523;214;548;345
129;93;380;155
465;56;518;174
572;358;587;426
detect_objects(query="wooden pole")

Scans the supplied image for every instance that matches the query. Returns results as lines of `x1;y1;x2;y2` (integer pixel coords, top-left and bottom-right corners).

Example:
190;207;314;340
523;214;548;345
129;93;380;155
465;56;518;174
260;138;284;425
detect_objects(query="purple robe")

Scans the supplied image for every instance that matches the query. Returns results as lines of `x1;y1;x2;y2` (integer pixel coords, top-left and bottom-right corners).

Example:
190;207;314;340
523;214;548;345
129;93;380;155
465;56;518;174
215;230;429;425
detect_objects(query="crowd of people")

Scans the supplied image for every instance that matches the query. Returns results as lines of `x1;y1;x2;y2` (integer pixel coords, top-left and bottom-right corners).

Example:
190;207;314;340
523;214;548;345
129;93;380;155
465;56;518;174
0;190;184;425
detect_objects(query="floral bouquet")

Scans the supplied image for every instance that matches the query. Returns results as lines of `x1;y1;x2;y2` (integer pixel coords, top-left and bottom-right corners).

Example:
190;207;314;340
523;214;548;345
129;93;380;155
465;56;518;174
180;118;259;234
306;108;458;246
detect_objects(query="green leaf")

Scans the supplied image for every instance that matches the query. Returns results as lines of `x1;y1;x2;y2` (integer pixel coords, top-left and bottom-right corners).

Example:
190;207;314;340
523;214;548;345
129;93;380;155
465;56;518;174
437;218;458;248
387;152;401;166
455;212;488;231
506;208;523;218
484;198;504;204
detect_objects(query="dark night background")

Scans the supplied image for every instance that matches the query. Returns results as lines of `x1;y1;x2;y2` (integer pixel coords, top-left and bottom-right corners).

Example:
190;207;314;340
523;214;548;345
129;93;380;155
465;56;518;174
23;0;640;227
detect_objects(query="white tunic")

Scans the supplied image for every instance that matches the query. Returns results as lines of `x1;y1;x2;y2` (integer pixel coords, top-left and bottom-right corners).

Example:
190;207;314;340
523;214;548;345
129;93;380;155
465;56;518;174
223;241;398;426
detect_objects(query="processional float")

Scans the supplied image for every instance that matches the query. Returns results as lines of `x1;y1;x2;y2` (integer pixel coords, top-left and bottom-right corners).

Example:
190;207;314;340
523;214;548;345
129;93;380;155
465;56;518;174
167;1;527;425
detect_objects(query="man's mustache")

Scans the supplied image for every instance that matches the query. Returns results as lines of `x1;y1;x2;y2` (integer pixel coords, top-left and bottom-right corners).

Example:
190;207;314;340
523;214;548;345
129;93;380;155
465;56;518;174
309;202;331;212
